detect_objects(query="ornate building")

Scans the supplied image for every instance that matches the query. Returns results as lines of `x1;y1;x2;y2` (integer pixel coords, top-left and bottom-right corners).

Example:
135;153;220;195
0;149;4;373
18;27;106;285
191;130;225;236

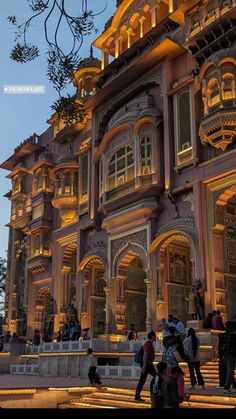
1;0;236;338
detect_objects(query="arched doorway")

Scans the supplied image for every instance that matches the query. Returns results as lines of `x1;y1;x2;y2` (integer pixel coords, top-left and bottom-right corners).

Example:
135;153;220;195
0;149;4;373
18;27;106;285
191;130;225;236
81;257;106;336
34;287;53;333
214;189;236;321
114;245;148;334
61;242;78;325
157;234;194;324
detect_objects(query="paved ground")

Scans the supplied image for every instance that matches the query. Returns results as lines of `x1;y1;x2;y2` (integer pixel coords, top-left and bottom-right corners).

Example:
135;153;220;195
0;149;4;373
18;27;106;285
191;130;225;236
0;374;235;399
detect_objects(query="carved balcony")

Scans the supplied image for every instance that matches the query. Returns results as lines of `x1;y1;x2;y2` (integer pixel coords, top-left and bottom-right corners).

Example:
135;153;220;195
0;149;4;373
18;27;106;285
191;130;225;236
199;108;236;151
52;194;78;223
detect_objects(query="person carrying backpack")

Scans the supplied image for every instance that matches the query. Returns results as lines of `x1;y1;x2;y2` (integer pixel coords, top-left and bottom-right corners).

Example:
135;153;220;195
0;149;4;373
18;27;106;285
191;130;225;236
135;331;157;402
150;361;167;408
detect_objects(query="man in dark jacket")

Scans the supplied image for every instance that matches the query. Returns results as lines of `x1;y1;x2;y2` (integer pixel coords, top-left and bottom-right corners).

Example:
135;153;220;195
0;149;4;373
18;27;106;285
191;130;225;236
218;321;236;392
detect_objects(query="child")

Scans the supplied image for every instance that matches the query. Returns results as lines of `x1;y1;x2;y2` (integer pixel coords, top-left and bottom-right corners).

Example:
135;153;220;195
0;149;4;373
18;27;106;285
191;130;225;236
150;361;167;408
87;348;102;386
162;366;183;408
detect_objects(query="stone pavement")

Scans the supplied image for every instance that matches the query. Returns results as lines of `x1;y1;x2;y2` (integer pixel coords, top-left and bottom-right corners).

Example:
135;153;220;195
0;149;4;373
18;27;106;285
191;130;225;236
0;373;234;399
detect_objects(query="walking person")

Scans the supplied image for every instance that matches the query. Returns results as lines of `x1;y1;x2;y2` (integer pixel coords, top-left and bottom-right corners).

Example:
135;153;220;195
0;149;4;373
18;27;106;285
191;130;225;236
218;321;236;393
135;331;157;402
87;348;102;386
183;328;205;390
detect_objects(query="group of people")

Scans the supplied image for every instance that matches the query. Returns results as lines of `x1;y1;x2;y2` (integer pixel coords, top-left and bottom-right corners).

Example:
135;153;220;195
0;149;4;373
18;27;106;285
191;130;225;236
134;314;206;408
0;331;21;351
32;320;90;345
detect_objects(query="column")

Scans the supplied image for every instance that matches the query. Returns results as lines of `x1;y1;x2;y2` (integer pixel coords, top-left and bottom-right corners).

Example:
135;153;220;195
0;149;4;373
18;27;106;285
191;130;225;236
101;47;109;70
150;6;157;27
61;173;65;195
104;287;111;335
139;16;146;38
157;262;165;299
127;28;134;48
144;279;152;333
115;38;120;59
71;172;74;195
42;167;47;191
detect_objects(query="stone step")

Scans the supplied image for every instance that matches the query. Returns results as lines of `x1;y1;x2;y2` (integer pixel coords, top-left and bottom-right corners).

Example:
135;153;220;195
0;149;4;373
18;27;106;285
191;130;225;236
59;389;236;410
59;402;113;409
71;397;149;409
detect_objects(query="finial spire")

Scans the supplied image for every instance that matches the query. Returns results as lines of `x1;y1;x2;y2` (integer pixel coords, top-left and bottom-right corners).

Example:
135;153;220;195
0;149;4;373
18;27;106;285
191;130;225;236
90;45;93;58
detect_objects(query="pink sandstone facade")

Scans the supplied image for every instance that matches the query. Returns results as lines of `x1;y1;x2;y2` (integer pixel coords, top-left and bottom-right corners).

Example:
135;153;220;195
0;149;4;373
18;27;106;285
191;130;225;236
1;0;236;339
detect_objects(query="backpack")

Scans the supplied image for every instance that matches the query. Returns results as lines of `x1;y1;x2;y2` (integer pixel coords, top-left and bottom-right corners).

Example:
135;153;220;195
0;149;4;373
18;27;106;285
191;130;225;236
134;345;144;364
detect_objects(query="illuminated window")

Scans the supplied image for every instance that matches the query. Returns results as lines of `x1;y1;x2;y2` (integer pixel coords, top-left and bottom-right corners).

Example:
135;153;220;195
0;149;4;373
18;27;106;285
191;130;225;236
140;136;152;175
33;234;40;256
222;73;235;100
108;146;134;190
13;176;21;194
207;78;220;108
43;232;50;255
64;171;71;194
36;170;43;192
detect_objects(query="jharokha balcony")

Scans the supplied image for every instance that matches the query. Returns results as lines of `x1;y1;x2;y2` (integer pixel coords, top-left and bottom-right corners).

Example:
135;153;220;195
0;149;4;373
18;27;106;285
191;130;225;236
199;107;236;151
50;151;79;225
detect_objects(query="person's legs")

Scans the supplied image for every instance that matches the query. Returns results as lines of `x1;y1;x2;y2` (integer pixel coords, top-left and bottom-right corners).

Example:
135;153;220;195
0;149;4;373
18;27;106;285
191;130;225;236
135;369;148;400
223;355;235;389
194;362;205;386
188;362;197;387
88;366;96;385
219;358;227;387
135;364;156;400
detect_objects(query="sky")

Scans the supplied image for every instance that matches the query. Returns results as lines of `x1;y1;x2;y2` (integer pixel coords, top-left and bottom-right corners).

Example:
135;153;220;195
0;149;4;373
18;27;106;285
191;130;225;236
0;0;117;257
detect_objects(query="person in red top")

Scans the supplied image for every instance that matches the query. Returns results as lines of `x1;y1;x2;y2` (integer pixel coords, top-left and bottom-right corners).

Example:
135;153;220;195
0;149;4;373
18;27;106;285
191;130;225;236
135;331;157;402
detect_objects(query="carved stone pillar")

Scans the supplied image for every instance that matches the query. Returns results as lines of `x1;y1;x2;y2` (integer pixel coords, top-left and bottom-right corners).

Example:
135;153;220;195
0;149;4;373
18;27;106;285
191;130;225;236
157;264;164;301
82;279;89;313
144;279;152;332
115;276;126;333
104;287;111;334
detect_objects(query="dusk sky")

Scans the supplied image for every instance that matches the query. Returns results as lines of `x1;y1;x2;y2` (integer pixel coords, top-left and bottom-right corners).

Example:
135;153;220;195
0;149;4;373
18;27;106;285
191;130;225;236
0;0;117;257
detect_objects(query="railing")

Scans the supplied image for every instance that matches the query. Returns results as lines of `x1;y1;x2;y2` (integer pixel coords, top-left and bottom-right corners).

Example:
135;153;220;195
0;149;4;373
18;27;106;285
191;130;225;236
24;339;164;354
10;364;39;375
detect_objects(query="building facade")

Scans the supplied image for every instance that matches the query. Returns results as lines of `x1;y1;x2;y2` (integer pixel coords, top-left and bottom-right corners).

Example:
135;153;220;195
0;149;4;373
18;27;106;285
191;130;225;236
1;0;236;339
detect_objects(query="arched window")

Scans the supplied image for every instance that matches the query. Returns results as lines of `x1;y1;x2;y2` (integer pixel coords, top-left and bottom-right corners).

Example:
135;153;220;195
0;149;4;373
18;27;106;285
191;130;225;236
13;176;21;194
64;171;71;194
140;135;152;175
36;170;43;192
33;234;40;256
108;146;134;190
222;73;235;100
207;78;220;108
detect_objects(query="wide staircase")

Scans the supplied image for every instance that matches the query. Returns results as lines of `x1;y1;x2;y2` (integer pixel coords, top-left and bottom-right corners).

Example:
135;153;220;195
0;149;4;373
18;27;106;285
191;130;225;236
184;361;219;386
58;386;236;409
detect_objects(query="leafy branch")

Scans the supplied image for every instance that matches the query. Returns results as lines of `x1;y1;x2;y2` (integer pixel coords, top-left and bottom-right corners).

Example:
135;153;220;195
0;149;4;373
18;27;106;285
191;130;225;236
8;0;106;125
